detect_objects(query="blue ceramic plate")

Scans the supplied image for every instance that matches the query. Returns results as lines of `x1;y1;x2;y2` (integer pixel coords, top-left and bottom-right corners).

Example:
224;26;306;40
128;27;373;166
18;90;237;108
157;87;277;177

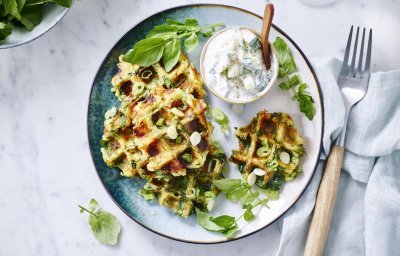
88;4;324;244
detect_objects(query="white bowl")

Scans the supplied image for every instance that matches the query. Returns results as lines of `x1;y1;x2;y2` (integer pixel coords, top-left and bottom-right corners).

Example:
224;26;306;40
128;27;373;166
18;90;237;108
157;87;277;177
200;26;279;104
0;3;72;49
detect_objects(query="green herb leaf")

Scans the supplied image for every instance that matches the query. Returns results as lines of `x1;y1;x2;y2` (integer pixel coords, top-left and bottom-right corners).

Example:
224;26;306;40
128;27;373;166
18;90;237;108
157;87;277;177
51;0;73;8
140;189;156;201
184;18;198;26
243;207;255;221
89;198;100;212
3;0;21;19
18;4;43;31
162;38;181;72
166;18;184;25
0;22;12;41
209;215;236;228
183;33;199;53
213;179;242;193
79;199;121;246
222;224;238;238
227;186;249;201
89;212;121;245
123;38;165;67
273;37;315;120
146;25;178;40
195;208;225;232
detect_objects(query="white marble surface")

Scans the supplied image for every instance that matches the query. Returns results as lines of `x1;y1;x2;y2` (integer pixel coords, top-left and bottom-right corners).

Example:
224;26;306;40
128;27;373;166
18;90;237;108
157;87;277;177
0;0;399;255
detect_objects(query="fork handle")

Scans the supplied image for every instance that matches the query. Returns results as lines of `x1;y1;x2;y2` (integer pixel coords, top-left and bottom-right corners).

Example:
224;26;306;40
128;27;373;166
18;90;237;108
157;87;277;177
304;146;344;256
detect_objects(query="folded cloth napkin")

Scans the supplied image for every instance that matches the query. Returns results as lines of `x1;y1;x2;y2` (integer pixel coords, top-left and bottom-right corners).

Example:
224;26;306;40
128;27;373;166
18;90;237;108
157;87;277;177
277;58;400;256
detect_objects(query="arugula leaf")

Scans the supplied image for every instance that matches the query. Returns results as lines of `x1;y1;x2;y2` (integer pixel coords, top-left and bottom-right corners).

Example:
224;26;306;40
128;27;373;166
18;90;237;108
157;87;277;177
0;21;12;41
213;179;242;192
183;33;199;53
123;38;165;67
162;38;181;72
273;37;315;120
79;199;121;245
209;215;236;228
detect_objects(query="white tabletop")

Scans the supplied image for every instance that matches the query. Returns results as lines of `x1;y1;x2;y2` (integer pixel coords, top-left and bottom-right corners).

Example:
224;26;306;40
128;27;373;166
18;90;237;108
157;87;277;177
1;0;399;255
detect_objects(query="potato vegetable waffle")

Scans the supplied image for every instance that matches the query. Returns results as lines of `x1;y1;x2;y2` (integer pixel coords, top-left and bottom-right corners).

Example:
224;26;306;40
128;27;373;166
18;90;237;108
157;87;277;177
101;54;225;217
230;111;305;191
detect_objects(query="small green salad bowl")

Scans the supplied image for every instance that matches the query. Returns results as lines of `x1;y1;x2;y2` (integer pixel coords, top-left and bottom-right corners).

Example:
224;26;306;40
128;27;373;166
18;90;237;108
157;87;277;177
0;1;72;49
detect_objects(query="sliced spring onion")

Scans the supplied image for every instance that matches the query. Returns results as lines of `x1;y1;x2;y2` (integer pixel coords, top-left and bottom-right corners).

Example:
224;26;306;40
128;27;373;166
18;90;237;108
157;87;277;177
171;107;185;117
104;106;117;119
207;159;221;173
247;172;257;186
167;126;178;139
279;151;290;165
175;135;182;144
256;147;270;157
210;108;228;124
133;82;145;97
268;159;279;171
182;153;193;163
207;199;216;212
185;188;196;199
261;139;269;149
190;132;201;146
155;118;164;127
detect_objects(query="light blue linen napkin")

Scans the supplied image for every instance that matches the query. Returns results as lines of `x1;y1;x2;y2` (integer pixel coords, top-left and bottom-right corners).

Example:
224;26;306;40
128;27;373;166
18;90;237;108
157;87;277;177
277;58;400;256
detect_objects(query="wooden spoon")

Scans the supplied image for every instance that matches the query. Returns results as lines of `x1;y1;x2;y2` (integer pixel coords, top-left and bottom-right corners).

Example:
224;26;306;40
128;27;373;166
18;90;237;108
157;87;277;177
261;3;274;70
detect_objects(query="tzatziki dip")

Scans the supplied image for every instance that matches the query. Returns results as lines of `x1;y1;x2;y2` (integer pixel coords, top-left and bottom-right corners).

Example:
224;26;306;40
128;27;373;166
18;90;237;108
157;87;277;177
201;27;277;103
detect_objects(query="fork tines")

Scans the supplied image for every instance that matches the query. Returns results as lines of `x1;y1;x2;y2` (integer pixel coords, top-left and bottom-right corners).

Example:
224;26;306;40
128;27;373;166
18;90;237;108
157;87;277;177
341;26;372;78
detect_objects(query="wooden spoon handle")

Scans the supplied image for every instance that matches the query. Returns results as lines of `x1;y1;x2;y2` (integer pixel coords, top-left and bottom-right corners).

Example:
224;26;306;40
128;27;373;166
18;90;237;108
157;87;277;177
261;4;274;70
304;146;344;256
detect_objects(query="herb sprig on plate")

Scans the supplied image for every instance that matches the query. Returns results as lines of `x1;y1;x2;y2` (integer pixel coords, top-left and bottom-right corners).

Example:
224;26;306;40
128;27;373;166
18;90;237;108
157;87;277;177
273;37;316;120
0;0;73;41
196;178;272;238
123;18;224;72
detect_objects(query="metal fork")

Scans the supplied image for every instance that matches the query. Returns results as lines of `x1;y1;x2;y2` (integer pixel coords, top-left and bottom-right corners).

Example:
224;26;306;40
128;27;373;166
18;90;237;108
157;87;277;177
304;26;372;256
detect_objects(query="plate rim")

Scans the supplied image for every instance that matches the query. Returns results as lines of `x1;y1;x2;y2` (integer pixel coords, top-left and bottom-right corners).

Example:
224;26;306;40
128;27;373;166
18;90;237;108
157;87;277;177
87;3;325;244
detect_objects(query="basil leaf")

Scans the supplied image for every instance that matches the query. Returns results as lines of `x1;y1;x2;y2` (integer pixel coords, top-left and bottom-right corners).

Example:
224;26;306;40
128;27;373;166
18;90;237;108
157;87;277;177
3;0;21;19
123;38;165;67
209;215;236;228
184;18;198;26
89;211;121;245
213;179;242;193
195;208;225;232
298;93;315;120
0;21;12;41
162;38;181;72
166;18;184;25
183;33;198;53
146;24;178;40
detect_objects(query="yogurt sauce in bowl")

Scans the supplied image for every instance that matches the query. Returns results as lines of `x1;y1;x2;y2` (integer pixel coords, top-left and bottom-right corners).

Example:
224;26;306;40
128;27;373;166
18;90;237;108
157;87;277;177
200;27;278;104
